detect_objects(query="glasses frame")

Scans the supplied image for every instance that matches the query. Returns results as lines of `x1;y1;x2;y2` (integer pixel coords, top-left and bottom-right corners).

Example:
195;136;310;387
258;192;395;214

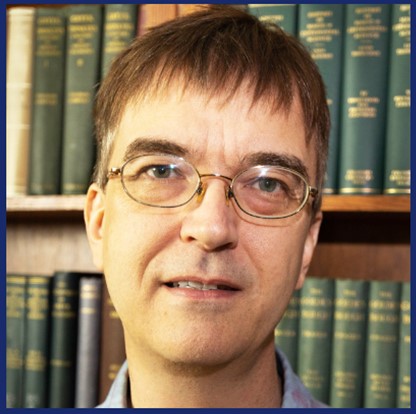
107;155;318;220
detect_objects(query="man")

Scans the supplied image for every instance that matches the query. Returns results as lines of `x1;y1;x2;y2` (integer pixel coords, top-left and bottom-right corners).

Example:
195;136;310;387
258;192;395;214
84;5;329;408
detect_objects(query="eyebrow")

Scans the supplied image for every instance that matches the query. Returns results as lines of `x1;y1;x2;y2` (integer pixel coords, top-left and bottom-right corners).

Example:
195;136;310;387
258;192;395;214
240;152;310;180
122;137;310;180
123;137;189;162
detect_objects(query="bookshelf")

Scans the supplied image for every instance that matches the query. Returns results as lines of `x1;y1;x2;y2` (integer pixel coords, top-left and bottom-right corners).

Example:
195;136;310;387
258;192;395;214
7;195;411;282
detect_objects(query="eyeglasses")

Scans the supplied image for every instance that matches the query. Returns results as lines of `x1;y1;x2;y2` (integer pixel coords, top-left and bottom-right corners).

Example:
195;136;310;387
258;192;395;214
107;154;318;220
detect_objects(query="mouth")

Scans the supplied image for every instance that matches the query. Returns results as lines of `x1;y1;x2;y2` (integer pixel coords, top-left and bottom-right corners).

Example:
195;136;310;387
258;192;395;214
165;280;238;291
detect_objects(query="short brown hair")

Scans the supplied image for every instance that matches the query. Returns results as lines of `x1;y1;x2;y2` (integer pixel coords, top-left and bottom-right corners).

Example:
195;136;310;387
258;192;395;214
94;5;330;210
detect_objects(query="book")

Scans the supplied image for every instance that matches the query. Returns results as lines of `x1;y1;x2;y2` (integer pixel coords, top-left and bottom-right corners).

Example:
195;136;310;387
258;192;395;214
137;4;178;36
74;275;103;408
247;4;298;35
48;271;81;408
297;277;334;404
6;274;27;408
101;4;138;78
27;7;67;195
363;280;401;408
98;281;126;404
6;7;36;196
298;5;344;194
22;275;52;408
60;5;103;195
396;281;410;408
338;5;392;195
383;4;411;195
329;279;369;408
274;290;300;372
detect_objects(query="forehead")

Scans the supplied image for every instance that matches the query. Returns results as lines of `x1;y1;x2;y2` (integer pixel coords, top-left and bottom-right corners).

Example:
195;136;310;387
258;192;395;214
111;85;316;180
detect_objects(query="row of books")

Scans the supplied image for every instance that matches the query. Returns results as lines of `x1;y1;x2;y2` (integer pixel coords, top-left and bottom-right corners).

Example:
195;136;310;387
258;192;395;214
6;271;125;408
6;4;410;197
7;271;410;408
275;276;410;408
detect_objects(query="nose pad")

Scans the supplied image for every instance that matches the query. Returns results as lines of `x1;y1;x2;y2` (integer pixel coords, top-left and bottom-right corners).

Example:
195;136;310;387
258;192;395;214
196;182;233;206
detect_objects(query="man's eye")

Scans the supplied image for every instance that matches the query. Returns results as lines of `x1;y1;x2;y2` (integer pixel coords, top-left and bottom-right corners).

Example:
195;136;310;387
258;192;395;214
148;165;174;179
256;177;281;193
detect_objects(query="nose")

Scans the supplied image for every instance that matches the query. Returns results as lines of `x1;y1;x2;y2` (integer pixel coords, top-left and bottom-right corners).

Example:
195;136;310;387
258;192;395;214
180;178;239;252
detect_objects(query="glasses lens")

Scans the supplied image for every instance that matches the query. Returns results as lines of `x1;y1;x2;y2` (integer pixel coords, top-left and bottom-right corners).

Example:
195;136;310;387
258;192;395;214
232;166;308;218
121;155;199;207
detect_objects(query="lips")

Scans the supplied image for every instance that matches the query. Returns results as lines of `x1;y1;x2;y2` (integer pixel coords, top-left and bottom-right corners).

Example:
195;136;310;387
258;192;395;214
165;280;237;291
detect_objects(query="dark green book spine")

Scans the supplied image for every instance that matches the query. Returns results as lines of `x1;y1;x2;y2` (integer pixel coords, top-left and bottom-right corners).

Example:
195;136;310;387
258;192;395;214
396;282;410;408
61;5;103;194
48;272;80;408
247;4;298;35
74;275;103;408
339;5;391;194
28;8;66;195
297;277;334;404
23;275;52;408
329;279;369;408
364;280;401;408
6;275;27;408
274;289;300;372
383;4;410;195
298;5;344;194
101;4;137;78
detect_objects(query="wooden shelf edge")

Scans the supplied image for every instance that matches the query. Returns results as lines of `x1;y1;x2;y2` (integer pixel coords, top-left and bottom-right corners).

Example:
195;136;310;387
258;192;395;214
6;194;410;215
7;195;86;214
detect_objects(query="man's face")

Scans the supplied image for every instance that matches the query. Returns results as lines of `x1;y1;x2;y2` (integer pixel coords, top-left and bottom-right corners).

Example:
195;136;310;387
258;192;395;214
86;85;321;368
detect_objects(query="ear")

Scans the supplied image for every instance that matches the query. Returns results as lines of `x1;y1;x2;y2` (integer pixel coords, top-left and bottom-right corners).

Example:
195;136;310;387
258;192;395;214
84;183;105;271
295;211;323;290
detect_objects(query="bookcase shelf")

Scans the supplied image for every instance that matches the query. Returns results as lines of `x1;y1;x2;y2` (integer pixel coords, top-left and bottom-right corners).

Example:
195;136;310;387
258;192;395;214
6;194;411;217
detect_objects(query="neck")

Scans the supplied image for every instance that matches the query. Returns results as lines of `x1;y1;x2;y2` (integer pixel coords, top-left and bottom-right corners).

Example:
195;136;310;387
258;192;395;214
125;339;282;408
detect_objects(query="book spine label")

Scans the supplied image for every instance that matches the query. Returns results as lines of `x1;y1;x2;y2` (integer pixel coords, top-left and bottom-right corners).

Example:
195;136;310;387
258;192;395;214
297;277;334;404
339;5;391;194
364;281;401;408
329;279;368;407
383;4;411;195
247;4;298;35
6;275;27;408
23;276;52;408
29;8;66;195
48;272;80;408
298;5;344;194
61;5;103;195
396;282;410;408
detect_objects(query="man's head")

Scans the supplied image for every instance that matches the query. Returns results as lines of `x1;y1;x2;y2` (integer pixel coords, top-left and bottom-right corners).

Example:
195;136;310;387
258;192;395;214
93;5;329;209
85;5;329;397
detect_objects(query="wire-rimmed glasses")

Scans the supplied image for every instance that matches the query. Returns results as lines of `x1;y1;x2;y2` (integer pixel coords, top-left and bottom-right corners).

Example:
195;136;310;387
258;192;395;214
107;154;318;219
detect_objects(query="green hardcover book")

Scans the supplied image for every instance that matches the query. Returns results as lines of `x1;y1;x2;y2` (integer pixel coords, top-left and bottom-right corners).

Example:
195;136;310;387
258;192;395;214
298;5;344;194
396;281;410;408
274;289;300;372
61;5;103;195
297;277;334;404
101;4;138;78
329;279;369;408
364;280;401;408
6;275;27;408
28;7;66;195
383;4;410;195
23;275;52;408
247;4;298;35
48;271;81;408
339;5;391;195
74;275;103;408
